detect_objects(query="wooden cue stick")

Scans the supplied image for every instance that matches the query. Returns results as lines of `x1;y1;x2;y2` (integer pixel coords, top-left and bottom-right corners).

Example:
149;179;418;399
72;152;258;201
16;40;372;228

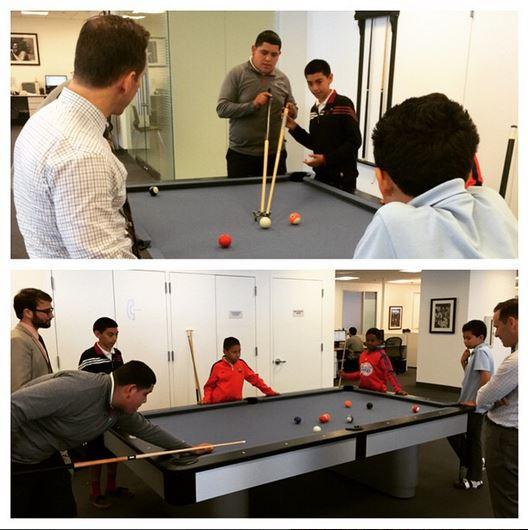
73;440;246;469
265;106;289;214
378;16;390;121
259;96;272;213
338;333;347;386
186;329;202;404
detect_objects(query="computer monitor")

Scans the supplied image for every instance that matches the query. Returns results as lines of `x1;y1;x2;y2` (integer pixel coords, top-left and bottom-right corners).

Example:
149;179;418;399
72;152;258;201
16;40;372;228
45;75;68;94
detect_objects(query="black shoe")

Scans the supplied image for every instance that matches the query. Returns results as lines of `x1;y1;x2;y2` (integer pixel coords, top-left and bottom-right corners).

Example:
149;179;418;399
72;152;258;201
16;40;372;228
454;478;483;490
106;486;134;499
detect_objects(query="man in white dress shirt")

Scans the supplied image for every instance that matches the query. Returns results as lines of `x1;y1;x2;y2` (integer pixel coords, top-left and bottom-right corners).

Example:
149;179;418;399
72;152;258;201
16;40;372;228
476;298;518;517
13;14;150;258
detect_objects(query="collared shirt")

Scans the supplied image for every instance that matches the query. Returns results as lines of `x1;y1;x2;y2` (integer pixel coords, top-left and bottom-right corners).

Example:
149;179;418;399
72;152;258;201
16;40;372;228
13;87;135;259
353;179;517;258
216;60;296;156
476;349;518;428
459;342;495;413
315;89;335;114
11;370;190;464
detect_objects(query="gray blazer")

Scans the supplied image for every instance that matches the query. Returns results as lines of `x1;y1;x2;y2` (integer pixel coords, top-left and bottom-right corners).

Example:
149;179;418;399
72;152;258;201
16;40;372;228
11;323;52;392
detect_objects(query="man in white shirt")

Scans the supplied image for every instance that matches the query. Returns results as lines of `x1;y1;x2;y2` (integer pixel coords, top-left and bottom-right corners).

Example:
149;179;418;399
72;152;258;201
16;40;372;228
13;14;150;258
476;298;518;517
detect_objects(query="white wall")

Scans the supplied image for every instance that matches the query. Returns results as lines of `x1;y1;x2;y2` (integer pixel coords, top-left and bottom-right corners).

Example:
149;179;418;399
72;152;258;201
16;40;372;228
10;15;86;91
417;270;517;388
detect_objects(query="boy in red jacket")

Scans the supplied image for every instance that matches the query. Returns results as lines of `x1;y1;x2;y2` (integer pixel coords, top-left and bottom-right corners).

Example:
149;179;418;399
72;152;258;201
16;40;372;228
339;328;407;395
203;337;279;404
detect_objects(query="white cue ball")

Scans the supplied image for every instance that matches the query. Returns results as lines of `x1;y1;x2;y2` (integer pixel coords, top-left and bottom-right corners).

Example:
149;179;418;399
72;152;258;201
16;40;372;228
312;425;322;432
259;216;272;229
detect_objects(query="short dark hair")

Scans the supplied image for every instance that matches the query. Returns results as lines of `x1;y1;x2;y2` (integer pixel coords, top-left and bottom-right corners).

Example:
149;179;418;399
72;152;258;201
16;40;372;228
255;30;281;49
74;14;150;88
223;337;241;350
113;361;156;389
304;59;331;77
13;288;52;319
462;319;487;340
348;327;357;335
372;93;479;197
93;317;118;333
365;327;384;341
494;298;518;322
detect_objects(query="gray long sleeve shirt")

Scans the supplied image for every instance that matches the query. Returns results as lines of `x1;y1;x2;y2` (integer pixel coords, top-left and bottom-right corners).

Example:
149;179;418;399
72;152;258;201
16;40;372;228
216;60;296;156
11;370;190;464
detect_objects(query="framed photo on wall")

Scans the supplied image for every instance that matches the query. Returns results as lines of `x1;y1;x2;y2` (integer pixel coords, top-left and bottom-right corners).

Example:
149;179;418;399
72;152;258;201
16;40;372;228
11;33;40;65
388;306;402;330
429;298;457;334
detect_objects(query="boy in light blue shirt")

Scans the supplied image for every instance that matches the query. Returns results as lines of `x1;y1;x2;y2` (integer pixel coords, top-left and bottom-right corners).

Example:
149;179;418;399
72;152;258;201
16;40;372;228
353;93;517;258
448;319;494;490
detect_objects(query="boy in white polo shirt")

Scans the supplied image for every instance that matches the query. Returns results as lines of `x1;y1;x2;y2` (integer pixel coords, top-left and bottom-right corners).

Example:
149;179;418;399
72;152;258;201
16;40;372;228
353;93;517;258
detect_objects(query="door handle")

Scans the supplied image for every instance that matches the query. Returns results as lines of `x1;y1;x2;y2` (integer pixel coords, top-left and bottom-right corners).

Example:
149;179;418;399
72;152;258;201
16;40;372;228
274;358;287;365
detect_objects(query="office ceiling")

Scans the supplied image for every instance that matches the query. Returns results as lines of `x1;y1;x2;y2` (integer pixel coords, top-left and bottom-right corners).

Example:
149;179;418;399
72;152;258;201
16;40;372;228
336;270;422;283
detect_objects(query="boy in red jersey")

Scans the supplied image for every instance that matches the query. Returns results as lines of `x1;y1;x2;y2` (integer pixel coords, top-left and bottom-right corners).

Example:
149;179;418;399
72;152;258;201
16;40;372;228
203;337;279;404
339;328;407;395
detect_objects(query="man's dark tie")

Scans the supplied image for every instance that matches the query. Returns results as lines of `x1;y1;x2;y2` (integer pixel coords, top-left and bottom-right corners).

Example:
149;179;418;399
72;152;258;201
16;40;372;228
38;335;53;373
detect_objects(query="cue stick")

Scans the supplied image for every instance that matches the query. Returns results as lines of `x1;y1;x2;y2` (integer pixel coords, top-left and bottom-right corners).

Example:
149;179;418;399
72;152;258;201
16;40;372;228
337;332;347;387
499;125;517;198
378;16;390;121
259;94;273;214
186;329;203;404
265;105;289;215
361;18;374;160
12;441;247;475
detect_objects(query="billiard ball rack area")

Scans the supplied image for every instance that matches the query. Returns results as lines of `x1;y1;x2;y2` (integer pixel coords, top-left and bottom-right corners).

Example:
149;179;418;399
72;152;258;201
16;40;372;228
105;386;468;507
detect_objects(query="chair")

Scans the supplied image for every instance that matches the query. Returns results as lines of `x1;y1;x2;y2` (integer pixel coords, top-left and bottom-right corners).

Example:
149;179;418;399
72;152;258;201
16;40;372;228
384;337;406;374
131;105;166;149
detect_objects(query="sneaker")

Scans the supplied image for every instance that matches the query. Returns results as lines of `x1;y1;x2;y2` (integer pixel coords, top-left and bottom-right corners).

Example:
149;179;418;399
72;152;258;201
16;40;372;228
90;494;112;509
453;478;484;490
106;486;134;499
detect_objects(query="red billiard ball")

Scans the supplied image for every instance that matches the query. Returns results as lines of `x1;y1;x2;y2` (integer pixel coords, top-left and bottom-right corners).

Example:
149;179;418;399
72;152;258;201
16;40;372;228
344;400;352;408
289;212;301;225
319;413;331;423
218;233;232;248
411;404;420;413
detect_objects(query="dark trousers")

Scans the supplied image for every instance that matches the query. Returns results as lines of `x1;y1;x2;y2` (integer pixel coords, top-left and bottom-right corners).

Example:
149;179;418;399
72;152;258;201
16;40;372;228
226;148;287;179
447;411;484;481
314;169;357;194
11;452;77;517
484;416;518;517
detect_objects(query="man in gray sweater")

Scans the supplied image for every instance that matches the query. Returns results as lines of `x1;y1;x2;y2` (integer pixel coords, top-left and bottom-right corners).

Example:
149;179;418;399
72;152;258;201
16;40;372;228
217;30;297;178
11;360;212;517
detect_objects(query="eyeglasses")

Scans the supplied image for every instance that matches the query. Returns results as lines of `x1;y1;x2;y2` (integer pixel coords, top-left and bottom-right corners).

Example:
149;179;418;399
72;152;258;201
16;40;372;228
34;307;54;315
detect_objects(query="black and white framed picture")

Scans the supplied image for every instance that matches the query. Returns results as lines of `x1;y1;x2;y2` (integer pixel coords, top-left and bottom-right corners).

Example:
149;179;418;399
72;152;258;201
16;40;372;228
11;33;40;65
429;298;457;334
388;306;402;330
147;37;167;67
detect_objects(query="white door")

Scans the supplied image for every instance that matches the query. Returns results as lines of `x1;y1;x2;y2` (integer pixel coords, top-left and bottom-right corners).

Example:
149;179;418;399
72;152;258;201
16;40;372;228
51;271;115;371
215;275;257;398
169;273;217;406
271;278;323;392
113;271;170;411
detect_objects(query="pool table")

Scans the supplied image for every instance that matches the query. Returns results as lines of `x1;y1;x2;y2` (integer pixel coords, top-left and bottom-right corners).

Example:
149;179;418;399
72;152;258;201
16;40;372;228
127;174;379;258
105;386;467;511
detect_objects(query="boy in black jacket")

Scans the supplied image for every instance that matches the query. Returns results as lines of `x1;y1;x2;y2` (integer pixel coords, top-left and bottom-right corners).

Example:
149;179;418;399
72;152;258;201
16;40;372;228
78;317;130;509
287;59;362;193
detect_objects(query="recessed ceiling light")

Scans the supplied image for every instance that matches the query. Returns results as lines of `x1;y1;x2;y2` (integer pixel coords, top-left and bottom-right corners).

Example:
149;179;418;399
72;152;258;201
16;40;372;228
387;279;422;284
399;269;422;274
21;11;49;16
121;14;146;20
336;276;360;281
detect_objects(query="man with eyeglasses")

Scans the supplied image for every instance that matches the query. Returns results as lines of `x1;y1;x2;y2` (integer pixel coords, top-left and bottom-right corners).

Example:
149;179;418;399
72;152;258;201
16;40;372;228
11;288;54;392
